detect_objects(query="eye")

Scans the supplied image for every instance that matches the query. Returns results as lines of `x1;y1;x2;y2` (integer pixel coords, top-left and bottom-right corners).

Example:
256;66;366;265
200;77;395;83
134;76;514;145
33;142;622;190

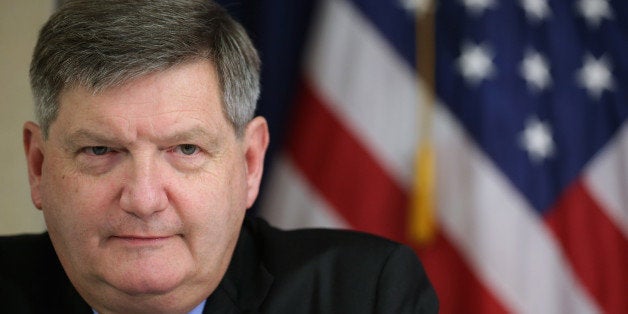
176;144;200;156
83;146;112;156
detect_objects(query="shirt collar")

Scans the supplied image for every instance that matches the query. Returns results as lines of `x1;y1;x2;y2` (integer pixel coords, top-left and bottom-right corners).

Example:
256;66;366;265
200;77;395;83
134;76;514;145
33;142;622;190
93;300;206;314
188;300;206;314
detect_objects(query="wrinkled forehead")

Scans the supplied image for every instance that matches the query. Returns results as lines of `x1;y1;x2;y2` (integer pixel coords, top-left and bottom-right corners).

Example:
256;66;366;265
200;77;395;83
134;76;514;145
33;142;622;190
51;60;232;141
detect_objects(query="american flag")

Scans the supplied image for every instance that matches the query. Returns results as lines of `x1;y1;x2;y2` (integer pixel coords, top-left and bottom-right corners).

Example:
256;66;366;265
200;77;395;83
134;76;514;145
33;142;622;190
428;0;627;313
219;0;628;312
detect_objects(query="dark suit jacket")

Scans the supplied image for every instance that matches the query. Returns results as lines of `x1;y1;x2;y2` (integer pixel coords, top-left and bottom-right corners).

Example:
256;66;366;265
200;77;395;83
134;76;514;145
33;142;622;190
0;217;438;313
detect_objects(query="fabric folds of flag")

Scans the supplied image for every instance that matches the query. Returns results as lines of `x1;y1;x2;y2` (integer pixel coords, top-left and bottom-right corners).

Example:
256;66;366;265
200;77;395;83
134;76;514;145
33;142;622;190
258;0;628;313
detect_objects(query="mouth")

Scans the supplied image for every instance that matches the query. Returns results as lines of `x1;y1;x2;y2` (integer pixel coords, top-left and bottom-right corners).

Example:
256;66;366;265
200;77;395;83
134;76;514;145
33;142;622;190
110;235;178;246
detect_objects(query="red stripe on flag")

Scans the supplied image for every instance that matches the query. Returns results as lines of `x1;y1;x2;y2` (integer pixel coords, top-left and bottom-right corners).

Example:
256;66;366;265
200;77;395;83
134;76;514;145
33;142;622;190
287;79;508;312
545;180;628;314
285;79;407;242
417;231;511;314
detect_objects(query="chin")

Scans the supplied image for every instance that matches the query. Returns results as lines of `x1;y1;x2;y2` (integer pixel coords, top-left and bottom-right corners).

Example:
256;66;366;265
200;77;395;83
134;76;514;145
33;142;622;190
113;269;188;296
96;240;194;295
79;265;208;314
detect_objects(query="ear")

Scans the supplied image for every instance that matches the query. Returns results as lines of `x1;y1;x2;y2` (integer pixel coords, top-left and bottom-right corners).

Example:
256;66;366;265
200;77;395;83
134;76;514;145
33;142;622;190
243;116;270;209
23;121;45;210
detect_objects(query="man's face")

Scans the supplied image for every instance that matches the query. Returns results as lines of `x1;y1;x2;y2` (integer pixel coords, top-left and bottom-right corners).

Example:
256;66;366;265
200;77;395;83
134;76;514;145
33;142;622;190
23;60;268;313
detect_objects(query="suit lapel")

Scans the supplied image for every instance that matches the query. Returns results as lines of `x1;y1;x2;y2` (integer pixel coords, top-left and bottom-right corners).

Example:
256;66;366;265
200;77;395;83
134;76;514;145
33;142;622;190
203;218;274;313
41;233;93;313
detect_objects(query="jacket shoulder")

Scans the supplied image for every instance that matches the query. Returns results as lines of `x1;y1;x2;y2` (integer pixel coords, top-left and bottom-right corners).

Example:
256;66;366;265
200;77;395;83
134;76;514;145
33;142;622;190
0;233;90;313
246;217;403;274
0;233;55;278
0;233;57;310
244;217;438;313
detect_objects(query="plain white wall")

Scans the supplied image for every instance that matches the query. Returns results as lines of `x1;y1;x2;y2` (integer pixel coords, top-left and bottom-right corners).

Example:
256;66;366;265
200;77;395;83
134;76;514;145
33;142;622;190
0;1;54;235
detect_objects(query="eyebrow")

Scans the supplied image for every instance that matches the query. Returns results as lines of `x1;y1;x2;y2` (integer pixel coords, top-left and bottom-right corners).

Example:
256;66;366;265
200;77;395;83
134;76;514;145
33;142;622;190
165;127;219;145
62;127;221;150
62;129;122;150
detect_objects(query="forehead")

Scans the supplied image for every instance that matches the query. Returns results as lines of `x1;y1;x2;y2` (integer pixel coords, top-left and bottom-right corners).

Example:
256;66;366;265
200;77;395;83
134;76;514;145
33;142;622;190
52;60;230;140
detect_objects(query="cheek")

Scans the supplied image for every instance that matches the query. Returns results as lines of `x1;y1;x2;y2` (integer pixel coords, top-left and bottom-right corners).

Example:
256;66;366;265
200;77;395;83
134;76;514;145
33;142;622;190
184;154;248;213
180;161;248;248
39;167;100;270
179;173;245;229
40;161;118;239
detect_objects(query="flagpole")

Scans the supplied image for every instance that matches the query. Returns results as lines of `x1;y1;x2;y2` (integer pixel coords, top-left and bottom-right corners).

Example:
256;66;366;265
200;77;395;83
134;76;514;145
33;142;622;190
410;0;437;244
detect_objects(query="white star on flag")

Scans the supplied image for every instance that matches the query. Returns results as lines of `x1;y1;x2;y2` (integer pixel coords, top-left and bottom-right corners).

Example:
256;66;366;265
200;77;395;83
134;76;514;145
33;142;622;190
520;0;552;22
519;116;556;163
520;49;552;92
462;0;497;16
457;42;496;86
576;54;614;99
576;0;614;28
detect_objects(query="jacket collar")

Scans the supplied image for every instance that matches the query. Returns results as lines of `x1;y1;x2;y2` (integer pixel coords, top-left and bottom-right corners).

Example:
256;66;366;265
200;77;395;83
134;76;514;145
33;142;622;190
203;217;274;313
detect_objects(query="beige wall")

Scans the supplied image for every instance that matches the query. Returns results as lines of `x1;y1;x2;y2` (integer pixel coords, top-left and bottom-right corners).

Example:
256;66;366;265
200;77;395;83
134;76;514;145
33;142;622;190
0;1;54;235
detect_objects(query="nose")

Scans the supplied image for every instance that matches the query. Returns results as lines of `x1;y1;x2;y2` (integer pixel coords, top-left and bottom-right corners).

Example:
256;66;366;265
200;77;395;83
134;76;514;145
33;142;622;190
119;155;169;219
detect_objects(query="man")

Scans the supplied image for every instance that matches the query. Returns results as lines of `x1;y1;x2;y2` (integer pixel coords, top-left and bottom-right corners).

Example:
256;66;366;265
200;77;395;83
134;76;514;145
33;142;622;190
0;0;438;313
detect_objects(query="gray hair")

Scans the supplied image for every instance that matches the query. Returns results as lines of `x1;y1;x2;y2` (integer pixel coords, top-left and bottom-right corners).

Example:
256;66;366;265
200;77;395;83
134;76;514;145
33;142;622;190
30;0;260;138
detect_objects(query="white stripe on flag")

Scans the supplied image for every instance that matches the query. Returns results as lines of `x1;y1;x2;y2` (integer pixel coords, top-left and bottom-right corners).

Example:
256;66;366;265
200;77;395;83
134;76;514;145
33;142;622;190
433;104;601;314
583;121;628;239
259;155;349;230
305;0;421;188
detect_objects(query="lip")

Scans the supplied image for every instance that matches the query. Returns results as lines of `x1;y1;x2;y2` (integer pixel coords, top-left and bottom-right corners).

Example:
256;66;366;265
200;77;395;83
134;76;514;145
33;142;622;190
110;235;176;246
